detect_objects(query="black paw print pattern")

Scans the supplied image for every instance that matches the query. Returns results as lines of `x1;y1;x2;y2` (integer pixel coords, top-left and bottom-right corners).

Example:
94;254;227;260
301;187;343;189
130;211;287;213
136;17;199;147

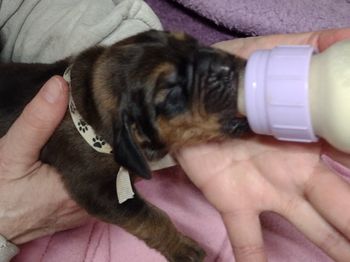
78;119;89;133
92;136;106;148
69;101;76;114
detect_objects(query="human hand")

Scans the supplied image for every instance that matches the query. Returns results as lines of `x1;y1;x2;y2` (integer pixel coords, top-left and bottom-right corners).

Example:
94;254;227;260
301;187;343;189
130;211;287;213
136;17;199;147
0;77;89;245
177;28;350;262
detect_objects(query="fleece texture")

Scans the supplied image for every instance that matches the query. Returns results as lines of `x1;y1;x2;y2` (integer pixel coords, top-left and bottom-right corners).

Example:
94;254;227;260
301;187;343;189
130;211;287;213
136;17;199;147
168;0;350;36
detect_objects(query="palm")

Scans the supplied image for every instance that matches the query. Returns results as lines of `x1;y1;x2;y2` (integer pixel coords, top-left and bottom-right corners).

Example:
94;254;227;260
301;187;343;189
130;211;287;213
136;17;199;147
178;133;350;262
178;136;324;213
178;27;350;262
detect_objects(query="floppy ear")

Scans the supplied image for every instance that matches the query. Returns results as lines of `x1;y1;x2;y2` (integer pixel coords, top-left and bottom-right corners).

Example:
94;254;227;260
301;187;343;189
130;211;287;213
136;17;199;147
113;112;152;179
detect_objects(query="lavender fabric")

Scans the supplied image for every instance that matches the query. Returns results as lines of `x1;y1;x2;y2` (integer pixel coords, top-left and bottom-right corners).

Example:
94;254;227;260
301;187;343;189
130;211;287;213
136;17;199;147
145;0;350;46
165;0;350;36
14;167;334;262
144;0;240;45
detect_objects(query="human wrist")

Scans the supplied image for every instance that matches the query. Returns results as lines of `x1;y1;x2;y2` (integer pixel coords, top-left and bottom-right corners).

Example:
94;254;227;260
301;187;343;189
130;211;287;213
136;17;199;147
0;187;31;245
0;234;19;262
0;220;23;245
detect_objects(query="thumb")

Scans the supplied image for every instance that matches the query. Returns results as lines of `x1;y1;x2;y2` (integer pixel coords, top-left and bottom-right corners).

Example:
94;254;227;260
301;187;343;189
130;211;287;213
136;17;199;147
2;76;68;169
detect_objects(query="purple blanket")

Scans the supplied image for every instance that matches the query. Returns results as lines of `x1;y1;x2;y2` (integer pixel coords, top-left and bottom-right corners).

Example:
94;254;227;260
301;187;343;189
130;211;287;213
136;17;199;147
146;0;350;44
145;0;237;44
170;0;350;35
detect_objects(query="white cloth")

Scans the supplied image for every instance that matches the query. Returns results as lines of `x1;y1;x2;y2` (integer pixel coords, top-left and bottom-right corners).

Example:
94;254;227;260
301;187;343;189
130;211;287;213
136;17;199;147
0;0;162;63
0;234;18;262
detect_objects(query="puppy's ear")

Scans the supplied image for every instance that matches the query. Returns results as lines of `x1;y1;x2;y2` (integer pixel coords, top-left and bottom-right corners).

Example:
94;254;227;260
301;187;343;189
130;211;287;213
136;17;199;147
113;112;152;179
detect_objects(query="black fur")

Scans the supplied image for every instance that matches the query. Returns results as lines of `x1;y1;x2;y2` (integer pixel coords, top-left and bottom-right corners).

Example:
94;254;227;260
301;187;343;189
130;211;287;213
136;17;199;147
0;30;249;261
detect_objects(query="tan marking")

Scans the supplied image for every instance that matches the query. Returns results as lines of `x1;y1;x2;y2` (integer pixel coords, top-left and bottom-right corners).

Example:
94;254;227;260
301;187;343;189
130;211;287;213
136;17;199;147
131;123;151;145
151;62;175;81
92;56;119;125
157;110;223;150
171;32;187;41
151;63;176;104
154;88;170;105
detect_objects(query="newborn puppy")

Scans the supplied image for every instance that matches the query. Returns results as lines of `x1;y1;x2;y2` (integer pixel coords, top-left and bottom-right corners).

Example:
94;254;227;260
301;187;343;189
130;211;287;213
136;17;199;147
0;30;248;261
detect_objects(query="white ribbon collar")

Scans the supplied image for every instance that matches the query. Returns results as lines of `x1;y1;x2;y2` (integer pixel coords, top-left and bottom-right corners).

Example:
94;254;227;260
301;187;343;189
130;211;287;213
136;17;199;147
63;67;176;204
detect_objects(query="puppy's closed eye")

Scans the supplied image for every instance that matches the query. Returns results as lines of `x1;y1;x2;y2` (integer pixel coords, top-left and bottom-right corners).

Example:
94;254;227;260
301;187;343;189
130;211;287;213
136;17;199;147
0;30;249;262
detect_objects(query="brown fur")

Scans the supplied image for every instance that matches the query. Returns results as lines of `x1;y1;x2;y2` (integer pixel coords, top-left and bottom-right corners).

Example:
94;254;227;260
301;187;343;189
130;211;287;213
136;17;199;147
170;32;188;41
0;30;249;261
158;112;222;149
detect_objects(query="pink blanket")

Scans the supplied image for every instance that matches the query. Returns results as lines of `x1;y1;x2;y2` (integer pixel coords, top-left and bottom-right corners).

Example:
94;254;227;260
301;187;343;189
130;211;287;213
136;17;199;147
14;159;347;262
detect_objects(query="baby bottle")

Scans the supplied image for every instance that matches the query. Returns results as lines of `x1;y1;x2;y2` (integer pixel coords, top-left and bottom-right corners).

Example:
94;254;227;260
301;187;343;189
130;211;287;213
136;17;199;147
238;40;350;153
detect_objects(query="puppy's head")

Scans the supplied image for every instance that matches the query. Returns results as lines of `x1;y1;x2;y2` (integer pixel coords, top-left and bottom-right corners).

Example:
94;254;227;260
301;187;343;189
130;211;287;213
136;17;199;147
92;30;249;179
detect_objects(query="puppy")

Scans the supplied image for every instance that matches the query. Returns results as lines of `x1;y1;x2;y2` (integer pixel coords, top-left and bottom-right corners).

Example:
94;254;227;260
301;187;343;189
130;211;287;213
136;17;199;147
0;30;249;261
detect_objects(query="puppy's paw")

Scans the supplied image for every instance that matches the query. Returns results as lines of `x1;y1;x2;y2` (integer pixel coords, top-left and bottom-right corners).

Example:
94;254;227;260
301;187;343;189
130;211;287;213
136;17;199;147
167;236;206;262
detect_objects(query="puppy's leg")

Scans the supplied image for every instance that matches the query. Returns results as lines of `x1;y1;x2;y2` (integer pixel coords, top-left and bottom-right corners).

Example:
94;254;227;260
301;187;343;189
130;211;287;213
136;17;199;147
64;170;205;262
117;195;206;262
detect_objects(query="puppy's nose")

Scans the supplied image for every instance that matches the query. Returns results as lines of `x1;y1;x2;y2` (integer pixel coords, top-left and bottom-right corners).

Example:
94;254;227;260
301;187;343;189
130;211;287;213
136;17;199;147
195;48;234;78
210;63;232;82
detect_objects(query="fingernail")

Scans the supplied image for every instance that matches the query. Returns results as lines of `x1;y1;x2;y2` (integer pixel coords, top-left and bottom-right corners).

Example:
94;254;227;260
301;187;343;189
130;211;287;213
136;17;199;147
42;77;63;104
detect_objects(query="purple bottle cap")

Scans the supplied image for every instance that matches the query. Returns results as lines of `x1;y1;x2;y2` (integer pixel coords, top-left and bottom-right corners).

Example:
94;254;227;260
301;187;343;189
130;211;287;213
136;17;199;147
244;45;319;142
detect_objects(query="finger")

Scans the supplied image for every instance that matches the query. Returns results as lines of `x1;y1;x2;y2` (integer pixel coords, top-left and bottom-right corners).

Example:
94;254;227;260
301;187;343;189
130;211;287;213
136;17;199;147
222;210;267;262
213;27;350;59
321;146;350;170
316;27;350;52
2;77;68;169
212;33;317;59
276;196;350;261
304;163;350;241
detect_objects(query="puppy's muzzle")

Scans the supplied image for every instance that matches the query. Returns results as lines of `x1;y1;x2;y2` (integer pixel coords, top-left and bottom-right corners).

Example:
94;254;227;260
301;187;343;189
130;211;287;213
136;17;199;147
193;47;241;115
